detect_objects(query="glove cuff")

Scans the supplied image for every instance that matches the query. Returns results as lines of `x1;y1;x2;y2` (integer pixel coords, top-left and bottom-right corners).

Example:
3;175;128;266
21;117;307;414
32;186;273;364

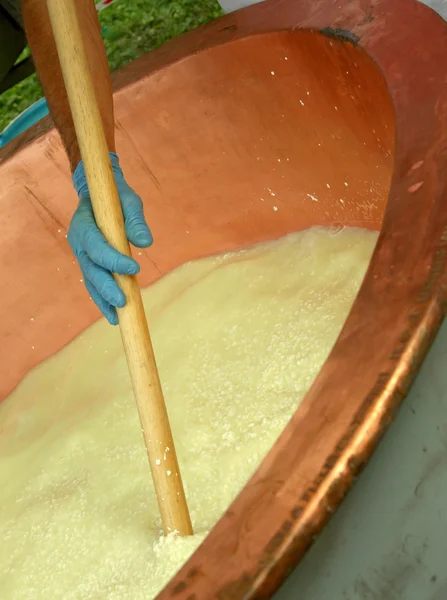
72;152;123;195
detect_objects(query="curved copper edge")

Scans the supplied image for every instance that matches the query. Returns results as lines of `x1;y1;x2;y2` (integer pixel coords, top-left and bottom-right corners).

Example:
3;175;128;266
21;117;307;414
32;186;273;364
1;0;446;598
153;1;447;598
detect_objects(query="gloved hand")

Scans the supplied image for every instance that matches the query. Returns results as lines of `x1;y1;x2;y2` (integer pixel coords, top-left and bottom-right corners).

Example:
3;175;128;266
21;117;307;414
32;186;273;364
70;152;153;325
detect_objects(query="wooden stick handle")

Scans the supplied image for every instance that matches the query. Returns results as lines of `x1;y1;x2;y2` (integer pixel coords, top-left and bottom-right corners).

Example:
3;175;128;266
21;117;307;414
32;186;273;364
46;0;192;536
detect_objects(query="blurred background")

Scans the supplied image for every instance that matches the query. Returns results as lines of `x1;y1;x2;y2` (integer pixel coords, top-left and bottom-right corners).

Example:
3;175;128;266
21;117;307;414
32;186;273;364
0;0;223;131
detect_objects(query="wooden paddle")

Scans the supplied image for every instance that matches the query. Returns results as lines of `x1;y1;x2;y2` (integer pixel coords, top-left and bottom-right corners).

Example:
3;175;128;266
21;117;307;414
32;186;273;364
46;0;192;536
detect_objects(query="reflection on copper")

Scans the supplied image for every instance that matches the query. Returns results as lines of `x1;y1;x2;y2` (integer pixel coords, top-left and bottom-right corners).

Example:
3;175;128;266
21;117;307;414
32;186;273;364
1;0;447;598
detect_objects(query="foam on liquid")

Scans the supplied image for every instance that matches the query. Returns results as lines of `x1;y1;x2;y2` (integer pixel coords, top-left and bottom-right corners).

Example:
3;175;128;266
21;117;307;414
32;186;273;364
0;226;377;599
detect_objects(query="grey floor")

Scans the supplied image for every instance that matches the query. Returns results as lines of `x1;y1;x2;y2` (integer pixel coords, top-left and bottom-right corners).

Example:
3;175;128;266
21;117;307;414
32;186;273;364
275;318;447;599
421;0;447;19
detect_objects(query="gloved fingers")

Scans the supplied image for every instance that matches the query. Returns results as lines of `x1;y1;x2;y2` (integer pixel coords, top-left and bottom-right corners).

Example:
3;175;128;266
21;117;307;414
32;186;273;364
78;251;126;310
121;190;153;248
84;278;119;326
71;204;140;275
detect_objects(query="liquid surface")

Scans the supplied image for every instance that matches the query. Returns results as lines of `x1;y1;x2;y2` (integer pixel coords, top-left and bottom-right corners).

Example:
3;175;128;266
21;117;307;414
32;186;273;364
0;226;377;599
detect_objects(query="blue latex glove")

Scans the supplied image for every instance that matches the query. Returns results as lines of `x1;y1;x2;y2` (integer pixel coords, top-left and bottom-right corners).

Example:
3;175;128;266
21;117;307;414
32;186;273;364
70;152;153;325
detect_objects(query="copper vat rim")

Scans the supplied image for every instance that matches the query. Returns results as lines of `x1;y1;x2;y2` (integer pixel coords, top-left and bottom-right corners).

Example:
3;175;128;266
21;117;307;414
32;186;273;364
2;0;447;598
154;1;447;598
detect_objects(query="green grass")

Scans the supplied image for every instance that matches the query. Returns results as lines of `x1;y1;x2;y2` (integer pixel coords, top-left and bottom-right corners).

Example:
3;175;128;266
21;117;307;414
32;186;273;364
0;0;223;131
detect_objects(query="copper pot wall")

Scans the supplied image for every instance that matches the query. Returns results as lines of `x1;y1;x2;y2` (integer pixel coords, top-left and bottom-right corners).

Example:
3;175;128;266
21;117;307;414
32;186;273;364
1;0;447;597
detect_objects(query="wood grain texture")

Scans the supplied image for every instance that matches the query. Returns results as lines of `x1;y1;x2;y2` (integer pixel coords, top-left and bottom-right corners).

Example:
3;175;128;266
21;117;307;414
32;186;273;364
45;0;192;536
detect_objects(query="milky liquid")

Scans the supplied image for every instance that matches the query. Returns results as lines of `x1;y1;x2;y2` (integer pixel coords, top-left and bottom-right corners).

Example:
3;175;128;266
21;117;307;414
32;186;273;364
0;226;377;599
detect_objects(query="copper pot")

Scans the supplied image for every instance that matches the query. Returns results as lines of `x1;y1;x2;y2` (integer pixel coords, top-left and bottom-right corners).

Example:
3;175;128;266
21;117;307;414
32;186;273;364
1;0;447;597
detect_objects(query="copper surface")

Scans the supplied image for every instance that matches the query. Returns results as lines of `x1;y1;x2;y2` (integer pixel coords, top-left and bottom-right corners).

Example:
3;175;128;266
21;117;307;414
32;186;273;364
0;0;446;597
